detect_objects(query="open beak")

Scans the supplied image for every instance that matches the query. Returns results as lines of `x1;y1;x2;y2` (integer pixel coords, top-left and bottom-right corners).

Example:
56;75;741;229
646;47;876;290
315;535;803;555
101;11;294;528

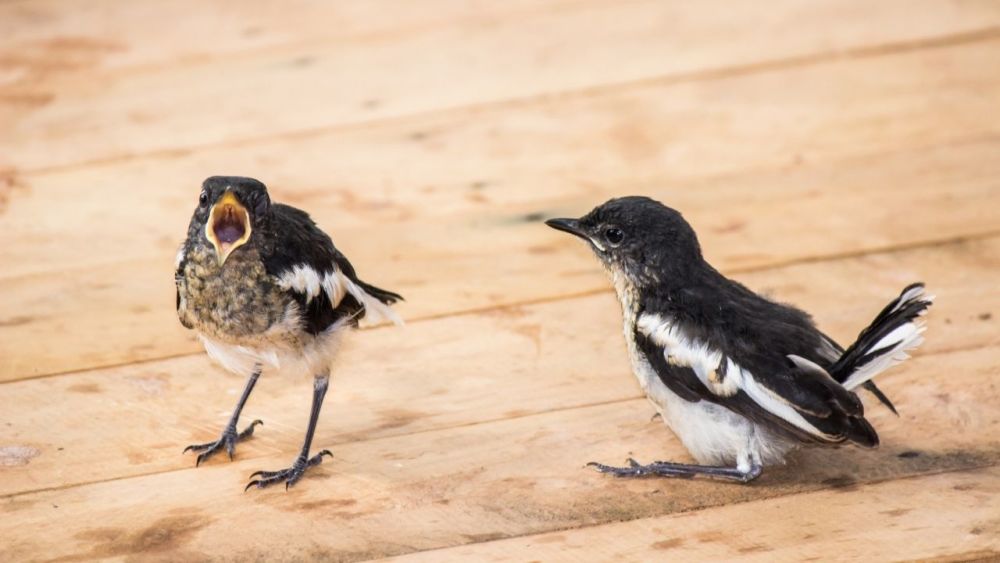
205;191;251;266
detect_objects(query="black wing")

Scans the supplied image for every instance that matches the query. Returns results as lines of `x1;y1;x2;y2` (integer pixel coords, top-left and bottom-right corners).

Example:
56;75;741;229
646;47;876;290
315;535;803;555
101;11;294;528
261;204;402;335
636;278;879;448
635;320;876;447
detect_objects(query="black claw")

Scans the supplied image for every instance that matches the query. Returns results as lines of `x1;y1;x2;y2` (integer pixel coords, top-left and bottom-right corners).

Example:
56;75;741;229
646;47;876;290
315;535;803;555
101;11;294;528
245;450;332;492
183;442;211;454
238;419;264;440
184;420;263;466
308;450;333;467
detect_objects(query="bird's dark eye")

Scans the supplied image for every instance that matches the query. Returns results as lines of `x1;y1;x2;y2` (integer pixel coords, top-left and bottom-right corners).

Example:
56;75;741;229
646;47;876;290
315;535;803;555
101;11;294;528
605;227;625;246
198;191;209;207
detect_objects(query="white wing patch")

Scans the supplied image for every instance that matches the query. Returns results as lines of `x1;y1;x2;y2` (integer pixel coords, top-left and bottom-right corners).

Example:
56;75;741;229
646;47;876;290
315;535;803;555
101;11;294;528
637;313;834;441
277;264;324;302
637;313;739;397
276;264;402;328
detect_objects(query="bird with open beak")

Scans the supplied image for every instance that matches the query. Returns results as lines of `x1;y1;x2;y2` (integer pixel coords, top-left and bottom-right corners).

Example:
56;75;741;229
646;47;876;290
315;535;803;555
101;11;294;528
546;197;931;482
175;176;402;490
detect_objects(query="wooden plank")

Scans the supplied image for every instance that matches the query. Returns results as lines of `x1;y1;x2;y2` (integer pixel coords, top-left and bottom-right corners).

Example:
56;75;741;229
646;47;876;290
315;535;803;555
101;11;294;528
7;27;1000;280
2;236;997;496
379;467;1000;563
3;1;999;171
2;138;998;380
0;0;587;71
1;345;997;562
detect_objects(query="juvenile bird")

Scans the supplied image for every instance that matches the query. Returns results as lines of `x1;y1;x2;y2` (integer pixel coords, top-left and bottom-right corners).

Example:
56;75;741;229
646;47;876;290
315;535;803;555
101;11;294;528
546;197;931;483
175;176;402;490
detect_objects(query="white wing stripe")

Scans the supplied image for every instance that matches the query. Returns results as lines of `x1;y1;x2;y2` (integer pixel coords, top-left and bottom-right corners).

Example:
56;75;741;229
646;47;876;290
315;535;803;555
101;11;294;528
638;313;831;440
276;264;323;301
277;263;402;328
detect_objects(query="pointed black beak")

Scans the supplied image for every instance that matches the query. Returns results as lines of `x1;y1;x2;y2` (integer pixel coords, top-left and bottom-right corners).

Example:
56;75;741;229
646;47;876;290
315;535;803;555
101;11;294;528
545;218;588;240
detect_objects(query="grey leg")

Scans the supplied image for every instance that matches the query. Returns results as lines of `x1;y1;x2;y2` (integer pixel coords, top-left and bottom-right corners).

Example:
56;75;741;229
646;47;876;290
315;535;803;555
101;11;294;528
588;457;762;484
184;366;264;466
245;375;333;491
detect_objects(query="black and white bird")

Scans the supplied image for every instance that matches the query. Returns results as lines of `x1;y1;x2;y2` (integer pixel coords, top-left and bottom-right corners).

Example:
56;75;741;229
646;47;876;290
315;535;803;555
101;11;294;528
546;197;932;483
175;176;402;490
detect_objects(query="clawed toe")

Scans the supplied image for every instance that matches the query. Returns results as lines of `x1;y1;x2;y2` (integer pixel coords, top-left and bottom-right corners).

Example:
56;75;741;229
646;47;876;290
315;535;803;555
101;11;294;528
183;420;263;466
245;450;333;492
587;456;759;482
587;458;649;477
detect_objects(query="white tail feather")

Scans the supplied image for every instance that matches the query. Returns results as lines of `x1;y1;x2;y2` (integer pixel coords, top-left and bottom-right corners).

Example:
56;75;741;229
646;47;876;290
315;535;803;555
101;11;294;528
842;322;926;390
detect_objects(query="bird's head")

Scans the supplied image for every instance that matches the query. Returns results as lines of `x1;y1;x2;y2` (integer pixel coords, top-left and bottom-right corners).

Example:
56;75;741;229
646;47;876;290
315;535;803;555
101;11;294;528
190;176;272;266
545;196;703;290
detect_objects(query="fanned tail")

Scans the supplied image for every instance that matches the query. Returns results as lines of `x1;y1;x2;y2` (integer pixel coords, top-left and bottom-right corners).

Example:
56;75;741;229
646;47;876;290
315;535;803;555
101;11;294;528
830;283;933;392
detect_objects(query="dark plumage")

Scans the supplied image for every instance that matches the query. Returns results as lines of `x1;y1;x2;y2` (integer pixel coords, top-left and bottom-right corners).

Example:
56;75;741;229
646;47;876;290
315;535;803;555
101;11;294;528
175;176;402;490
546;196;931;482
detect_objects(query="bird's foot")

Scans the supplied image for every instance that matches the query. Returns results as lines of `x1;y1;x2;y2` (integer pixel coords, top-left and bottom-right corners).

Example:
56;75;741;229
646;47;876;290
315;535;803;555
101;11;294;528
183;419;263;466
244;450;333;491
587;457;695;479
587;457;761;483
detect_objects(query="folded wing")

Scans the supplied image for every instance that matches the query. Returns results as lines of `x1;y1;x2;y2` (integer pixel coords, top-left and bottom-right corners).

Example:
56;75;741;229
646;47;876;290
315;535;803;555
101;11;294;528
637;313;878;447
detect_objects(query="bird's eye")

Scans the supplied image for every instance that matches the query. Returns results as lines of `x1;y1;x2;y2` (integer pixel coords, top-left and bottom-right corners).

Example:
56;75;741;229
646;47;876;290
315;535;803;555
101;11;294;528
198;191;209;207
604;227;625;246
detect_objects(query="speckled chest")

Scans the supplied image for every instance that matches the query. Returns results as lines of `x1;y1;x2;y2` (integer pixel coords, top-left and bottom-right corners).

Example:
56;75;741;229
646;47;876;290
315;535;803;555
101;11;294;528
176;244;292;342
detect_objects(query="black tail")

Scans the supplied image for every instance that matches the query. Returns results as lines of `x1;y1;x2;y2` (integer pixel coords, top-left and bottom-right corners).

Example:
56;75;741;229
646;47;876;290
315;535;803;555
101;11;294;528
830;283;933;394
356;279;403;306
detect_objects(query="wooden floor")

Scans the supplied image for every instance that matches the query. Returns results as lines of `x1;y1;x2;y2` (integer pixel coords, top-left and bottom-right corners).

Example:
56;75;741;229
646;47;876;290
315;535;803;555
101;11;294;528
2;1;999;561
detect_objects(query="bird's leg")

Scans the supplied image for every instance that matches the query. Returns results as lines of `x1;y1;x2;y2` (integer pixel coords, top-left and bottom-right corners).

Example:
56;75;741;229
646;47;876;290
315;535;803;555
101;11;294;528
588;457;762;484
245;375;333;491
184;365;264;466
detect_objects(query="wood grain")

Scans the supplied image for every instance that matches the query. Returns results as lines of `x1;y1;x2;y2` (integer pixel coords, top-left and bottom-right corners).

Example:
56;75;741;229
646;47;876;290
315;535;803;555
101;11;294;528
2;235;996;497
2;346;997;561
7;37;1000;281
0;0;589;72
379;467;1000;562
4;2;1000;561
3;1;999;171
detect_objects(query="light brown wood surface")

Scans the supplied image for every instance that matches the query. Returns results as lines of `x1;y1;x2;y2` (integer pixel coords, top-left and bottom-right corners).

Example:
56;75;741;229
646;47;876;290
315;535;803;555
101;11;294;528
2;1;998;561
